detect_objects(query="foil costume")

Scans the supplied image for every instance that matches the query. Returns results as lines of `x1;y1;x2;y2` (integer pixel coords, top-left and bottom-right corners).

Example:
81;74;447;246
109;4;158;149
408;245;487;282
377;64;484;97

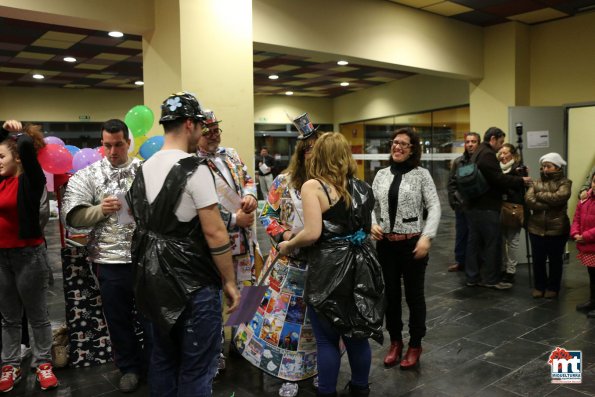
61;157;141;263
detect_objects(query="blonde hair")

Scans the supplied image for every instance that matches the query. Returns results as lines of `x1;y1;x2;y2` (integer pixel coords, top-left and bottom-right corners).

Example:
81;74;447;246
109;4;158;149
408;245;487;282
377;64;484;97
306;132;357;207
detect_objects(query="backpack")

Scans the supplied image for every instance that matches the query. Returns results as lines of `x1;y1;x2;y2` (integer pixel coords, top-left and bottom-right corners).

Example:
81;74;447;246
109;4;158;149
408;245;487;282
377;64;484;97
456;149;489;200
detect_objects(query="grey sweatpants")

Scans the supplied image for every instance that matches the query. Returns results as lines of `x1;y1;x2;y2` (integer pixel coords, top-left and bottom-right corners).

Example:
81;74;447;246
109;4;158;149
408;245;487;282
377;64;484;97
0;244;52;367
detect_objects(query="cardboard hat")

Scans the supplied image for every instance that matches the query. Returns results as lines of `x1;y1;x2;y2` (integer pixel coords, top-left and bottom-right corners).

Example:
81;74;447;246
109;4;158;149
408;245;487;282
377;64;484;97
159;91;204;124
201;109;222;127
292;112;318;140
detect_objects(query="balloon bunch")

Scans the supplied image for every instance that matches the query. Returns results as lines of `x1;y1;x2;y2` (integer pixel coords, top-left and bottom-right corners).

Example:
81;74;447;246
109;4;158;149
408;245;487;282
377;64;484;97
124;105;163;160
37;137;104;175
36;103;163;176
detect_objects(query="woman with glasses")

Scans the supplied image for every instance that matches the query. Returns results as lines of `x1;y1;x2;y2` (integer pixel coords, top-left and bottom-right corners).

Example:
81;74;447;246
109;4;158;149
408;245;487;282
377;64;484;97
0;120;59;392
234;113;321;397
371;127;441;370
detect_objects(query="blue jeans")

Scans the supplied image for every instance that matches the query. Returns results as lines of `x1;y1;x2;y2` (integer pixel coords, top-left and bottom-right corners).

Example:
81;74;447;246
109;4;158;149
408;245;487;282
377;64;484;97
94;262;150;375
454;210;469;267
308;306;370;394
465;209;502;285
529;234;567;292
149;286;222;397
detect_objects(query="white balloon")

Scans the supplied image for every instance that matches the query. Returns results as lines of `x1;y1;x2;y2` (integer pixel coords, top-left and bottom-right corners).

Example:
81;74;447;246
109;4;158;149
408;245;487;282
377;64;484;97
128;130;135;154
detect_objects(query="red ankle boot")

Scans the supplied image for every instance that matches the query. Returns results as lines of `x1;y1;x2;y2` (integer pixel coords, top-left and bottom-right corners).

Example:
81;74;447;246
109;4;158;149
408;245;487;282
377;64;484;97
400;346;422;370
383;340;403;367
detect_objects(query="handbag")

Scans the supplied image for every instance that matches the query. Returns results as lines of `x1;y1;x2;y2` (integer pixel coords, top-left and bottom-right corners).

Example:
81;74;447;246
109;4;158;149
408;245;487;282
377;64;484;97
501;201;524;228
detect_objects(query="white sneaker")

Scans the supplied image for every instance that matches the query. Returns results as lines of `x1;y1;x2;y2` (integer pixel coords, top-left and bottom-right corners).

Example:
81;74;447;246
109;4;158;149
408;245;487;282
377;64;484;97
20;344;32;360
279;382;298;397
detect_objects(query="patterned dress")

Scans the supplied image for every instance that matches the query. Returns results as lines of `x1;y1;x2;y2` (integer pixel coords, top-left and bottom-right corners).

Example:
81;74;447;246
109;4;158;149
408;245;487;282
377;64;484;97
233;173;317;381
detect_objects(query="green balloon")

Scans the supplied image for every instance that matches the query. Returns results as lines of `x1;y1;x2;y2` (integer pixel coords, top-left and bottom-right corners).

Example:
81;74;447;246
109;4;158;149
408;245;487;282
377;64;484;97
125;105;154;138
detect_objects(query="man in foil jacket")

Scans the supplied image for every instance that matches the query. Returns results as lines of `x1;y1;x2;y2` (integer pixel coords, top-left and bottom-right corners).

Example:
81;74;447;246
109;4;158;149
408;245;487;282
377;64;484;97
61;119;145;393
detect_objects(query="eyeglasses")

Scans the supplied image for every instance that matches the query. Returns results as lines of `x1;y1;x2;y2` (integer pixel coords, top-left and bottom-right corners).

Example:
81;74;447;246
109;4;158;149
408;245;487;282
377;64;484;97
389;139;412;149
202;127;222;137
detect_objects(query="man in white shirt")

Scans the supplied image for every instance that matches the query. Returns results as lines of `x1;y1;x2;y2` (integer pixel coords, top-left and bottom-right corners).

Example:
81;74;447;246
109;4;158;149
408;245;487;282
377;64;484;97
127;92;240;396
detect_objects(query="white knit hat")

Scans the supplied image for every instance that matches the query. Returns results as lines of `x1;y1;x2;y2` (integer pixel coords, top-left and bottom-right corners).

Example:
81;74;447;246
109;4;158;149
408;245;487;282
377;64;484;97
539;152;567;168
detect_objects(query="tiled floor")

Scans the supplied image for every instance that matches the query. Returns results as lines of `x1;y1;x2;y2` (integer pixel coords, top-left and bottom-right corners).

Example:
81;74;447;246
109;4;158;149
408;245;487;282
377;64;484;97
9;209;595;397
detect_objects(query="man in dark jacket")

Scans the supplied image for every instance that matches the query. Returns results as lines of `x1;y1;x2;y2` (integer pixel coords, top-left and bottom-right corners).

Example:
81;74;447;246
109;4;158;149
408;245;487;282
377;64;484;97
256;146;276;200
465;127;531;289
447;132;480;272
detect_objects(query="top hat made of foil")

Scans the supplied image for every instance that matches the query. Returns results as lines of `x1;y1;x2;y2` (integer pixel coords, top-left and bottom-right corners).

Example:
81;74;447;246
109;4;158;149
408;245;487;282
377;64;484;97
159;91;204;124
292;112;318;140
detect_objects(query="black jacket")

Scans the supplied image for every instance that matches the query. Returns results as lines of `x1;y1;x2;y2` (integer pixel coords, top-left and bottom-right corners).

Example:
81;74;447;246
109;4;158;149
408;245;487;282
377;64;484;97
257;155;276;176
0;127;46;240
468;142;524;211
447;152;471;210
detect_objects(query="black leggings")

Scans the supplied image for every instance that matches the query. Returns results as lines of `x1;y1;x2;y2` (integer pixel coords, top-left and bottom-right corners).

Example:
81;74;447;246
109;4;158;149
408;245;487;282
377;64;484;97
589;267;595;299
377;237;428;347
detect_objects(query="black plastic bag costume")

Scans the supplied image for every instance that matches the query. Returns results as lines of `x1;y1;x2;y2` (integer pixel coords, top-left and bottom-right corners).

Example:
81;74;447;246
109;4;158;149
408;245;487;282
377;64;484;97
304;178;385;344
126;157;222;333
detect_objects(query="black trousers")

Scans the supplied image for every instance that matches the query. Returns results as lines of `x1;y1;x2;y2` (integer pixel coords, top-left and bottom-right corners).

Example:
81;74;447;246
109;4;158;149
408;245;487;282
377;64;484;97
377;236;428;346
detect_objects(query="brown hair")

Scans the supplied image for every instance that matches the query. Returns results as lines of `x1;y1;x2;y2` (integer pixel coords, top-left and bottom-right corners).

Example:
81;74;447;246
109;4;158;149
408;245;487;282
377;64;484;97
389;127;421;168
306;132;357;207
499;143;520;163
284;130;323;190
0;123;46;157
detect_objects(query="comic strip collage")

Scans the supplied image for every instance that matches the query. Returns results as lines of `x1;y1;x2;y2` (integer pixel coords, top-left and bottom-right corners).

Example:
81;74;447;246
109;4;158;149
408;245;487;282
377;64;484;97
234;251;317;381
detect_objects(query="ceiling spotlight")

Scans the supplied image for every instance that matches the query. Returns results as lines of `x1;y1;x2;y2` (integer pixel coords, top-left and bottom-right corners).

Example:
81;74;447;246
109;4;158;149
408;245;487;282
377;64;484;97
63;56;77;63
285;91;293;96
108;31;124;38
340;82;350;87
268;74;279;80
134;81;144;86
32;74;45;79
337;60;349;66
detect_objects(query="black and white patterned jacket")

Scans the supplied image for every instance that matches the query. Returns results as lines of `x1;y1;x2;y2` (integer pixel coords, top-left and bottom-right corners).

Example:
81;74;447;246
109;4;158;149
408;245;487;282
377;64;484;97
371;166;441;238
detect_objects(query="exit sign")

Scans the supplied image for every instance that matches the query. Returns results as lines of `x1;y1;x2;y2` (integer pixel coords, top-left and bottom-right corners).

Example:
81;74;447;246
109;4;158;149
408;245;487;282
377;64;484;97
79;115;91;120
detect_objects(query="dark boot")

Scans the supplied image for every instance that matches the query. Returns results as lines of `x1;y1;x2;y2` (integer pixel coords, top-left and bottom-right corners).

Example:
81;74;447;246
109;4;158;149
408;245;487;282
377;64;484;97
576;300;595;312
317;392;337;397
342;382;370;397
400;346;422;370
501;272;515;284
383;340;403;367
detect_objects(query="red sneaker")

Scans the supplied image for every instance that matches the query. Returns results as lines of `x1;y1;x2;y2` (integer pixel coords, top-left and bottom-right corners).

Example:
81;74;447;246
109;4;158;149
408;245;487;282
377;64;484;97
36;363;58;391
0;365;22;393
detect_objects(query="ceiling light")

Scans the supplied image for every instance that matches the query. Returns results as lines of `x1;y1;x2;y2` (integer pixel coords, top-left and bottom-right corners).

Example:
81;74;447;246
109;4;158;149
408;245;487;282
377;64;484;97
134;81;144;86
32;74;44;79
268;74;279;80
108;31;124;38
285;91;293;96
63;56;77;63
337;60;349;66
340;82;350;87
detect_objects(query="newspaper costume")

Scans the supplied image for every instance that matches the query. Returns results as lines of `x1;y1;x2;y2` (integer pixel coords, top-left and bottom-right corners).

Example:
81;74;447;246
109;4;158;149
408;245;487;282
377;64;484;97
197;112;261;289
233;113;322;382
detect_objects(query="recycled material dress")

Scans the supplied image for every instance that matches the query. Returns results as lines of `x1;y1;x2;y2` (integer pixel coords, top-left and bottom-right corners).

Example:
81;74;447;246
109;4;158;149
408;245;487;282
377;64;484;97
233;173;317;381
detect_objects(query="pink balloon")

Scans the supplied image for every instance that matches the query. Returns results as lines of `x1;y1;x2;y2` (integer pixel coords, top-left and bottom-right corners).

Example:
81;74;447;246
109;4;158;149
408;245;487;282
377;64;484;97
96;146;105;158
72;148;102;172
37;144;73;174
44;136;65;146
